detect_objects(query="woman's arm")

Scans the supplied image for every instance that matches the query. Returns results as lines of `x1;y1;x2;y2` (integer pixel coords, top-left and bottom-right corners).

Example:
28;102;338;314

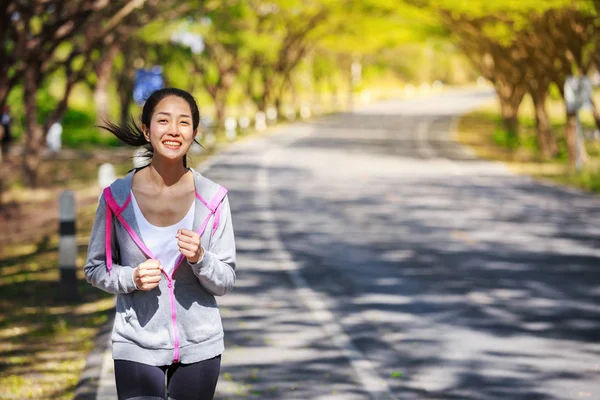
84;195;138;294
188;195;237;296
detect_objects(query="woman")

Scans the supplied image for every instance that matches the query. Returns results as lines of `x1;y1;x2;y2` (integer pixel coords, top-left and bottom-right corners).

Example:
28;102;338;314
84;87;236;400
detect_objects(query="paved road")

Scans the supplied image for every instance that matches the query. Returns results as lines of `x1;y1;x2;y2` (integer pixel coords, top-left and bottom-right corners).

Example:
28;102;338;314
85;89;600;400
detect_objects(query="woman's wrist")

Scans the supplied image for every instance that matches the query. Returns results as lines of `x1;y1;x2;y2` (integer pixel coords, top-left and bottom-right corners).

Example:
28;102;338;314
131;267;140;290
188;246;205;264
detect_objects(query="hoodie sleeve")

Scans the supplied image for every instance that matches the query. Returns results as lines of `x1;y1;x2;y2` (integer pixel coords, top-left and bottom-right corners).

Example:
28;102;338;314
83;194;138;294
188;195;237;296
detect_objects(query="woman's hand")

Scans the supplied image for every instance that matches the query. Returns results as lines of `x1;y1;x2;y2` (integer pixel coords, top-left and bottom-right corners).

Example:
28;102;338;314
133;259;163;291
177;229;204;264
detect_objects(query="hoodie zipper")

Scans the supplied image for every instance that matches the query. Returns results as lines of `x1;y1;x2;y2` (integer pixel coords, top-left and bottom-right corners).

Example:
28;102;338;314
164;268;180;363
166;255;188;363
165;210;217;363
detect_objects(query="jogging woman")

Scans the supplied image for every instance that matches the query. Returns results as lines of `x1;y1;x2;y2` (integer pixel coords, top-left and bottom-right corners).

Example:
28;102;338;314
84;87;236;400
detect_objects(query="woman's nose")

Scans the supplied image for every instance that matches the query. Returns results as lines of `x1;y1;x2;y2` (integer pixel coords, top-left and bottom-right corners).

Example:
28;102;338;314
168;121;180;134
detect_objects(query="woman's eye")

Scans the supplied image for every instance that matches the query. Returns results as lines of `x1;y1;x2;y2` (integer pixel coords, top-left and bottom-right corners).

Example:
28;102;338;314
159;119;167;123
181;121;189;125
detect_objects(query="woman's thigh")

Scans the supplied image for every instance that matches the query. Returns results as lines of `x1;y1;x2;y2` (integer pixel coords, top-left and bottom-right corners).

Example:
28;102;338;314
167;355;221;400
114;359;166;400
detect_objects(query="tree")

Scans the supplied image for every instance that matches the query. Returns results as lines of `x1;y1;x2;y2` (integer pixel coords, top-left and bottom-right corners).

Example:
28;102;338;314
423;0;599;163
187;2;251;127
2;0;194;186
240;0;339;113
4;1;145;185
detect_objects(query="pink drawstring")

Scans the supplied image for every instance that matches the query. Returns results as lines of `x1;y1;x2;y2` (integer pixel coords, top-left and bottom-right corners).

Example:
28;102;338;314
212;202;222;236
105;205;113;275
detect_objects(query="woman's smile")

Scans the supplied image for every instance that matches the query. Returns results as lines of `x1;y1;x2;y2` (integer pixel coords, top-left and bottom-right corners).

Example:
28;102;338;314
162;139;182;150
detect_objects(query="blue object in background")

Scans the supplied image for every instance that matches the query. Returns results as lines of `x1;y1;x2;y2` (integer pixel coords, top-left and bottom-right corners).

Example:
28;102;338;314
133;66;164;105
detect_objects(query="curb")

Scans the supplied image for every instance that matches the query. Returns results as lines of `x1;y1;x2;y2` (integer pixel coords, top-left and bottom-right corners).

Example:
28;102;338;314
73;309;115;400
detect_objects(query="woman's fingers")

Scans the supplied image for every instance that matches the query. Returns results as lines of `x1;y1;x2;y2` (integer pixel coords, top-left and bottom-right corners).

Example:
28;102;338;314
177;240;197;252
176;229;203;263
177;231;200;244
177;228;197;238
135;259;163;291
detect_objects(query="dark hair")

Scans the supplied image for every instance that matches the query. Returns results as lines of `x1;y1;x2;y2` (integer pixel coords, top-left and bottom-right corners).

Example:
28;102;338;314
100;88;201;168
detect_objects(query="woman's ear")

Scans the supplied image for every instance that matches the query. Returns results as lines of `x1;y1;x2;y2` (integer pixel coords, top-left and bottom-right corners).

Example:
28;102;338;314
142;124;150;142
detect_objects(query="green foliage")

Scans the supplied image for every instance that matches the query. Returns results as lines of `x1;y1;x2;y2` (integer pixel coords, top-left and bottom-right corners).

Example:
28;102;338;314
493;127;519;150
61;109;120;149
429;0;574;17
548;83;563;101
570;168;600;192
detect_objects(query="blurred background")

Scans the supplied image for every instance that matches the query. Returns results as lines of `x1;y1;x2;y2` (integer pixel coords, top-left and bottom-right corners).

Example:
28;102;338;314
1;0;600;399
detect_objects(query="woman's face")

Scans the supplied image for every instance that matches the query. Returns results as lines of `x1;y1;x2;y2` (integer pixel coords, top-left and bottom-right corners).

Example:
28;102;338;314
144;95;197;162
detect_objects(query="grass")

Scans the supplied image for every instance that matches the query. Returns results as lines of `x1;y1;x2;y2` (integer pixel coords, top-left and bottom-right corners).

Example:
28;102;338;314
0;203;114;400
456;93;600;193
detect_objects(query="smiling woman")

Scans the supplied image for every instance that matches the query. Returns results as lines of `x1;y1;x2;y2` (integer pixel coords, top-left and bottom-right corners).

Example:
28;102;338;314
101;87;201;169
85;88;237;400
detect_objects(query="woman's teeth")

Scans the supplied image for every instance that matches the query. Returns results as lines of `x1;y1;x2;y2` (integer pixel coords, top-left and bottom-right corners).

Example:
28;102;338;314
163;141;181;147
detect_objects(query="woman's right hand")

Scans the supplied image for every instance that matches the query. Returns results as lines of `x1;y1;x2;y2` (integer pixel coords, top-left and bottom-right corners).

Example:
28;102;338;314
133;259;163;291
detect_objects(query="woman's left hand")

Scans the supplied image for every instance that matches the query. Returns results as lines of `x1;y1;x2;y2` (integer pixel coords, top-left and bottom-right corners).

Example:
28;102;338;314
177;229;204;264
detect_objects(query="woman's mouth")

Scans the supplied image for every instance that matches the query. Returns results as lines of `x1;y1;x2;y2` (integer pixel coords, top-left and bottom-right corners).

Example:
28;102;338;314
162;140;182;150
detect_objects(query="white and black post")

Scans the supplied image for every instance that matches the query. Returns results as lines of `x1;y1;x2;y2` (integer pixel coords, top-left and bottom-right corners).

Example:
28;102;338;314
58;190;78;300
565;75;593;171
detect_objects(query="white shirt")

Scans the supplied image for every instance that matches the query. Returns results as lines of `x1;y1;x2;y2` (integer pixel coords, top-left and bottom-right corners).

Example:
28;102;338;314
130;191;195;275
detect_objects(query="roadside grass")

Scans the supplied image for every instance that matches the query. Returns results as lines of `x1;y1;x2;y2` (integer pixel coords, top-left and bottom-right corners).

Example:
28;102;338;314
456;94;600;193
0;200;114;400
0;151;143;399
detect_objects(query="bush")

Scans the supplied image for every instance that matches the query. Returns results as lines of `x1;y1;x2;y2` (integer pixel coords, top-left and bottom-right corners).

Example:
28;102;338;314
61;109;120;149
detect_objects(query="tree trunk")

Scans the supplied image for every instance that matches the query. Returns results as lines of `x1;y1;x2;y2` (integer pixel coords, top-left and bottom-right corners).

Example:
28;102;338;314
499;99;519;134
274;74;290;117
117;69;134;128
274;97;282;117
0;125;4;164
496;84;525;147
590;98;600;131
531;90;558;158
213;91;226;128
94;44;119;126
119;89;133;128
256;68;274;113
565;112;579;169
22;68;44;187
0;82;9;111
260;84;271;113
256;97;266;113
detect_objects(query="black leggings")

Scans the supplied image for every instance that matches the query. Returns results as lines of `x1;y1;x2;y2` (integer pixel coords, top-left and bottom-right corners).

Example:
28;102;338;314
114;355;221;400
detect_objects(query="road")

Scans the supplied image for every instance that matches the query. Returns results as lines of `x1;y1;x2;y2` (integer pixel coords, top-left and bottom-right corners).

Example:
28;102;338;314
92;89;600;400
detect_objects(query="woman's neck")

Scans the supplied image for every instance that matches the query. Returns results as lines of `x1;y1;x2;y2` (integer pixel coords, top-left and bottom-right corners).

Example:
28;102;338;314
147;159;188;188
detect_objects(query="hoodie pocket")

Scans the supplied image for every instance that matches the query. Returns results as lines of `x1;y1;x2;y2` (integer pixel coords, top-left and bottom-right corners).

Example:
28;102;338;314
113;290;172;349
174;282;222;345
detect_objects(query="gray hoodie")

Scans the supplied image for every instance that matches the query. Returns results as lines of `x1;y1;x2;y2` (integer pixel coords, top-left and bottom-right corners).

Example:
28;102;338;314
84;168;236;366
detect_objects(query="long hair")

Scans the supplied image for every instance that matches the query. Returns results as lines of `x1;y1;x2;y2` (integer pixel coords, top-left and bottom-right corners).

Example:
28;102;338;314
100;88;201;168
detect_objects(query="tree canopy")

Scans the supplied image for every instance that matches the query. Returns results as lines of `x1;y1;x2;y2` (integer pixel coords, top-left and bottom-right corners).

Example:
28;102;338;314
2;0;599;183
